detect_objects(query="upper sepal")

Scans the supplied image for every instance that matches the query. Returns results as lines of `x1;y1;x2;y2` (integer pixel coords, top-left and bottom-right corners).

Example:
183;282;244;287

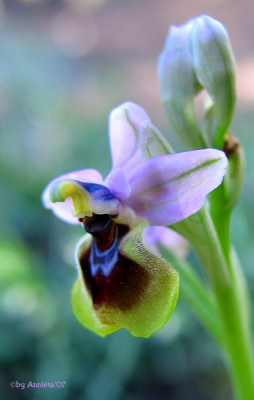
109;102;151;173
71;222;179;338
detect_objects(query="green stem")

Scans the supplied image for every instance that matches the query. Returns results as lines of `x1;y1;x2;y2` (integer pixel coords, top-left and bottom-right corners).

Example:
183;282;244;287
213;125;226;150
171;206;230;285
209;183;231;265
222;252;254;400
161;247;225;346
190;206;254;400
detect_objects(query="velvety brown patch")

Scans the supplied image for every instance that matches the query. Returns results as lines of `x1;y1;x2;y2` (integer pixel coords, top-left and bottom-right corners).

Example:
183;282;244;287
80;248;150;312
79;218;150;313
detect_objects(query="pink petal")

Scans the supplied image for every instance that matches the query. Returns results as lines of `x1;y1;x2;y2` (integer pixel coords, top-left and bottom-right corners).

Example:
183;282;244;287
42;169;103;224
143;226;189;258
104;167;130;201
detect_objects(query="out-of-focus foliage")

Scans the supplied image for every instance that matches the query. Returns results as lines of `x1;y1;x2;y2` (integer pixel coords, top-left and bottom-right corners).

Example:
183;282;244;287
1;1;254;400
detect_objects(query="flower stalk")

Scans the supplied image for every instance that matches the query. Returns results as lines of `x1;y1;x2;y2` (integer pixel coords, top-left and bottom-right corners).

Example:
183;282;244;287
171;206;254;400
160;245;225;346
196;213;254;400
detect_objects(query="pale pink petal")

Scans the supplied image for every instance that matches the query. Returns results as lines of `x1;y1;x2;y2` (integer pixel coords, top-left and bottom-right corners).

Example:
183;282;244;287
104;167;130;201
49;180;121;219
143;226;189;258
42;169;103;224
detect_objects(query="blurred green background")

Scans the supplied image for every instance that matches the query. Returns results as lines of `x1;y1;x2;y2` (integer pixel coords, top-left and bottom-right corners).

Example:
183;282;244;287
1;0;254;399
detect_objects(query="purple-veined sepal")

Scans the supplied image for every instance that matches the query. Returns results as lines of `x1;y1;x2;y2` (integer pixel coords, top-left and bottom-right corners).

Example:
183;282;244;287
109;102;151;173
126;148;228;226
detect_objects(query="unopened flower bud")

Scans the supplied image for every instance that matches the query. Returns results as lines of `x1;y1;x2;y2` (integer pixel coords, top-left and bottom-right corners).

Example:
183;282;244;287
190;15;237;149
158;21;205;150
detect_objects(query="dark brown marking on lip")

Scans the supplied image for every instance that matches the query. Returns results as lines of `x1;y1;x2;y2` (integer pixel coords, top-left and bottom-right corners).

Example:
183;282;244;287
80;247;149;312
79;215;149;313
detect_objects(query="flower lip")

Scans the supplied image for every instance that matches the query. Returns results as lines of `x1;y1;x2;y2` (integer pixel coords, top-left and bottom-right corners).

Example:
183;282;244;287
79;229;150;310
73;221;179;338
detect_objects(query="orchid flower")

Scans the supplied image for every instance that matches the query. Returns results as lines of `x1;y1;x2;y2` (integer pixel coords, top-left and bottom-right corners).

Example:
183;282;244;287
42;101;227;338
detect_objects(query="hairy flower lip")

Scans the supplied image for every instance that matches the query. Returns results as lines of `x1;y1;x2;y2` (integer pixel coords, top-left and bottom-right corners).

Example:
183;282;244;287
72;221;179;338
